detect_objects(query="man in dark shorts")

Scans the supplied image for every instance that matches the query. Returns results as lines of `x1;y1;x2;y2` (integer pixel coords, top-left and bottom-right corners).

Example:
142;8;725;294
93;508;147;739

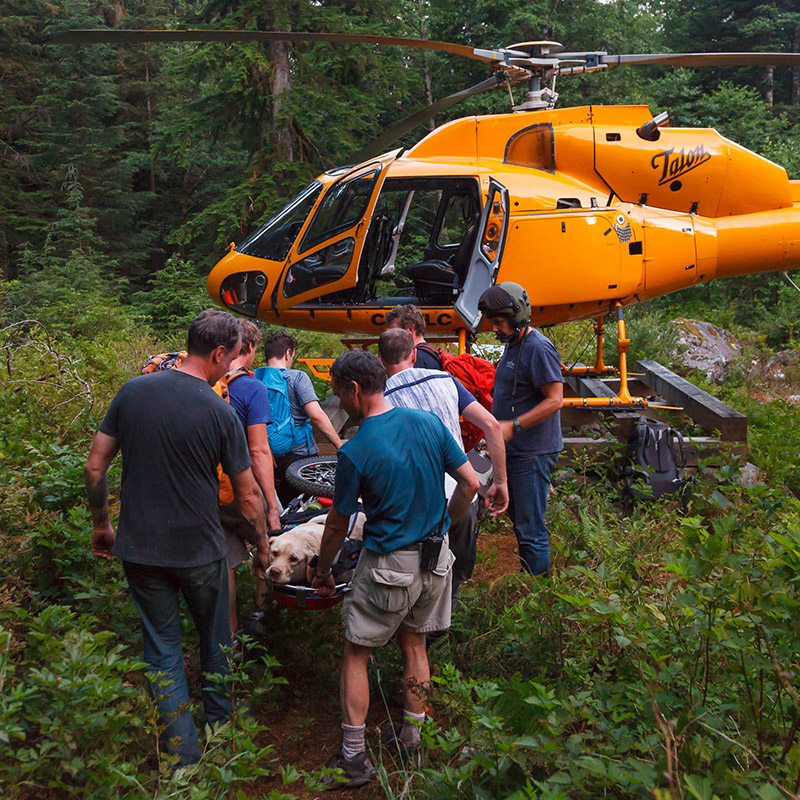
311;350;480;789
385;304;442;370
84;309;269;767
477;282;563;575
262;330;342;505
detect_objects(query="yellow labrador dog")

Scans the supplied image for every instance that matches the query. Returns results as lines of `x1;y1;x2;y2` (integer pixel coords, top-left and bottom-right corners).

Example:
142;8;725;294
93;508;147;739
266;512;365;585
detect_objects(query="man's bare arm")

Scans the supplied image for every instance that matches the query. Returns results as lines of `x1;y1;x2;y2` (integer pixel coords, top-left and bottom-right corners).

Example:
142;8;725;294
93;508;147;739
498;381;563;442
447;460;480;526
246;424;281;531
310;506;350;597
304;400;343;450
230;468;269;576
84;431;120;560
461;401;509;515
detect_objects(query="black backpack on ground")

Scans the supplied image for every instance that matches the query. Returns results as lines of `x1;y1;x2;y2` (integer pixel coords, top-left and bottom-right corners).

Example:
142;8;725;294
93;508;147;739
623;418;690;503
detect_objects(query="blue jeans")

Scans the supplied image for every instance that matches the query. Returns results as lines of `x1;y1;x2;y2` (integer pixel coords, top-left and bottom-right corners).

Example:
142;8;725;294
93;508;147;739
123;558;232;766
507;452;559;575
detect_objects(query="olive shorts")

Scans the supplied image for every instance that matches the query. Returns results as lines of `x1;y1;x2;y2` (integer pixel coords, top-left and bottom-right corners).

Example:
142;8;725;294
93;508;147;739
342;536;455;648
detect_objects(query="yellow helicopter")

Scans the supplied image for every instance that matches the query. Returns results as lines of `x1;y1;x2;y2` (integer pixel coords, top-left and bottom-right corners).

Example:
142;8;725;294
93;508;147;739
48;31;800;407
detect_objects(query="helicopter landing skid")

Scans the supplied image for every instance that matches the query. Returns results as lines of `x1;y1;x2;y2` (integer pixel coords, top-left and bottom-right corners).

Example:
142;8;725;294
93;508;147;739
561;315;618;378
562;305;681;411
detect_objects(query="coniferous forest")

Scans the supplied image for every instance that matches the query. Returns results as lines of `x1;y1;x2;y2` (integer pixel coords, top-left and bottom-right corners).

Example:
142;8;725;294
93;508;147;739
3;1;800;798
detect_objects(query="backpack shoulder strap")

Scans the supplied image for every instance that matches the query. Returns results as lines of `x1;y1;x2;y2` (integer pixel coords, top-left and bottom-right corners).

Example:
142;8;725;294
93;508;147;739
417;342;443;369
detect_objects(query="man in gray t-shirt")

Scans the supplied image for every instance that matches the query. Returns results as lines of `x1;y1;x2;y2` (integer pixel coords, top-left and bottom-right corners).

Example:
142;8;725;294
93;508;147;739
85;310;269;767
263;330;343;504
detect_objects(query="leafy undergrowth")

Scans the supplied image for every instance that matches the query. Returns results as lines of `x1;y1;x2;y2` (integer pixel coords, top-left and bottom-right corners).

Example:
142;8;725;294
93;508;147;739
2;295;800;798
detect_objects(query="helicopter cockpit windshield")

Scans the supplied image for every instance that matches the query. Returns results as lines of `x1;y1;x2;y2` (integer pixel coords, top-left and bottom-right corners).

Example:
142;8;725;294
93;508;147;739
238;181;323;262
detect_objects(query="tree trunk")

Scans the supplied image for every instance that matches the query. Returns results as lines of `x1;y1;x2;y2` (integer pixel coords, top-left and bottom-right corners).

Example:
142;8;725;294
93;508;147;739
268;40;294;162
145;56;156;193
764;66;774;107
418;0;435;132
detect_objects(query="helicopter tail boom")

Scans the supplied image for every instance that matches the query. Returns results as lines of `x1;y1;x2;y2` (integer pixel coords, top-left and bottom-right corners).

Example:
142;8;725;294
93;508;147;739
714;205;800;280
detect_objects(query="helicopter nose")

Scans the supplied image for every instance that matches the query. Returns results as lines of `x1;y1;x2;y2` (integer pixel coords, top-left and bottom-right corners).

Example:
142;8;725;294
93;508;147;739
207;248;275;318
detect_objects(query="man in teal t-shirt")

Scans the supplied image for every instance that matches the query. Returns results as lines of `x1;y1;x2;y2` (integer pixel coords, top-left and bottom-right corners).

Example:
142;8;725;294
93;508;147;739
311;350;479;789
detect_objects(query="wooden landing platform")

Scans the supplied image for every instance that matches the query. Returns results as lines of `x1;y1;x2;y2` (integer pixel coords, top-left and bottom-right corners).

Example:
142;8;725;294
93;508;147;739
561;359;747;467
315;359;747;467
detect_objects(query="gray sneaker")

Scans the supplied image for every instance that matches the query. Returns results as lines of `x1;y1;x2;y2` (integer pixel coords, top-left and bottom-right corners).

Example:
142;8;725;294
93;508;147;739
382;722;421;759
317;747;376;790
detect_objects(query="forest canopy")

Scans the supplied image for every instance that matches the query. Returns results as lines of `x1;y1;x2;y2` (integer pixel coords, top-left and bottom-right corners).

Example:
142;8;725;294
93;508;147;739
2;0;800;330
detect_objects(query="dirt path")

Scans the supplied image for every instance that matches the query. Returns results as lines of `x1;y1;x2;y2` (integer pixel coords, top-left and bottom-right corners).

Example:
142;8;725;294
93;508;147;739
244;520;520;797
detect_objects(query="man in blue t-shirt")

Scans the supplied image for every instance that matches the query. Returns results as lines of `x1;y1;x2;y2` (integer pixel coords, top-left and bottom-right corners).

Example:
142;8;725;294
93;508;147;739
221;320;281;639
310;350;479;789
478;282;563;575
379;327;508;610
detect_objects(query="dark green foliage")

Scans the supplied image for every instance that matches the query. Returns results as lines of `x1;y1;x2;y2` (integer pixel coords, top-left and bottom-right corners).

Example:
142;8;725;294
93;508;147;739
2;1;800;796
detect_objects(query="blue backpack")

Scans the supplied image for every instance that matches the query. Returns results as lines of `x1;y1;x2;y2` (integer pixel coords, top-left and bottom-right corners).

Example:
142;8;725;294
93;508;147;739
253;366;314;457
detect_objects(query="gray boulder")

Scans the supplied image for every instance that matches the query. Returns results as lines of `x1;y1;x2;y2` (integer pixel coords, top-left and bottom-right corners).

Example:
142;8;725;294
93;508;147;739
762;349;800;382
672;318;741;382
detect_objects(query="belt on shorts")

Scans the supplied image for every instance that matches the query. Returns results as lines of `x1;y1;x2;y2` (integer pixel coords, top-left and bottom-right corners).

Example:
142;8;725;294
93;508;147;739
394;541;424;552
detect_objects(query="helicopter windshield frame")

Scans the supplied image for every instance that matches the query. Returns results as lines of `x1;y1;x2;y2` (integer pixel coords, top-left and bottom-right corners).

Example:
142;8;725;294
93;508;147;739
237;181;323;262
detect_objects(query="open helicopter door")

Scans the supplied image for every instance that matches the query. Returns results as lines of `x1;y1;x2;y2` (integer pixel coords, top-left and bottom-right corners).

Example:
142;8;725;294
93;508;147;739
275;150;400;314
455;179;509;332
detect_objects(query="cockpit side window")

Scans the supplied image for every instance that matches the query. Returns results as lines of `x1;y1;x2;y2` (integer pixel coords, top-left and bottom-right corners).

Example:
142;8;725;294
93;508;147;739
299;171;379;254
238;181;323;262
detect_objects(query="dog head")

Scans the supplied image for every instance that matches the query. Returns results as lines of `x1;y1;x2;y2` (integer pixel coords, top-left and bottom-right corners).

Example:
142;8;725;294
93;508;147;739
266;524;324;584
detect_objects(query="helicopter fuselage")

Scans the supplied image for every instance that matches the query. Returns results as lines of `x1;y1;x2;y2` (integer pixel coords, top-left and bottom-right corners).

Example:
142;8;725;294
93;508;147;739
207;104;800;336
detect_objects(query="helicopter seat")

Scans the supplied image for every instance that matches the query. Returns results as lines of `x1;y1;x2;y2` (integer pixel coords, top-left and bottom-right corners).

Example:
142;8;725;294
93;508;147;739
405;260;458;304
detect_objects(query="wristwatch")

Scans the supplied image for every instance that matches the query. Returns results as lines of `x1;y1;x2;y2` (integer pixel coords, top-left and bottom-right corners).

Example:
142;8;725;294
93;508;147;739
513;418;523;436
315;565;332;578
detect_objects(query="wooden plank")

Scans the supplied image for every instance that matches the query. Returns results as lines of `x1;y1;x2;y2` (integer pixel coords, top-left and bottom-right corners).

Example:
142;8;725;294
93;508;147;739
636;360;747;442
577;377;616;398
561;407;599;428
683;437;747;465
559;435;747;468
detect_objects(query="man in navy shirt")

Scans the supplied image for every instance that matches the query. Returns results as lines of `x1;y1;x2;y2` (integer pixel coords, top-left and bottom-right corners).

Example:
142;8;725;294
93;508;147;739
311;350;479;789
385;304;442;370
222;320;281;638
478;283;563;575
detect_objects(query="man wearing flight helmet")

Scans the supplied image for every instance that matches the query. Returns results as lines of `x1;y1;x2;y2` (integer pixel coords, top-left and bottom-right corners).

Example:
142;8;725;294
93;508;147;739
477;283;563;575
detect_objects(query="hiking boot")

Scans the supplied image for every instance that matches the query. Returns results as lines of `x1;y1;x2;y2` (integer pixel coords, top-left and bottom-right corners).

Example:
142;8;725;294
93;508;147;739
317;747;376;790
243;609;267;639
382;722;421;760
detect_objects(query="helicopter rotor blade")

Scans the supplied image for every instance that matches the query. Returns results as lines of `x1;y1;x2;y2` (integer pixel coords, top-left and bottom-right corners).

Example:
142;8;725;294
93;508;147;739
40;28;523;64
351;73;517;163
601;52;800;68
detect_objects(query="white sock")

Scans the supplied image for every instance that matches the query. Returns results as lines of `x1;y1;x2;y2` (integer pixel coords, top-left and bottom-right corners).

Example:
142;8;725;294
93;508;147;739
341;723;366;759
400;709;425;745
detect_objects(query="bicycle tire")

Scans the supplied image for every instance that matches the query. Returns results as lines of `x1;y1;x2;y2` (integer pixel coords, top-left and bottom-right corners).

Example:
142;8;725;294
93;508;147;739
285;455;338;498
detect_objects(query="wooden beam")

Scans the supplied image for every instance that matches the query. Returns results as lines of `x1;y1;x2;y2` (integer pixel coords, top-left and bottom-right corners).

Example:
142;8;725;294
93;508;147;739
636;360;747;442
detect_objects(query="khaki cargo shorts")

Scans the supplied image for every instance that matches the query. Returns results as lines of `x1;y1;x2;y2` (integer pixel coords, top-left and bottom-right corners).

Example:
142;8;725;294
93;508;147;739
342;536;455;648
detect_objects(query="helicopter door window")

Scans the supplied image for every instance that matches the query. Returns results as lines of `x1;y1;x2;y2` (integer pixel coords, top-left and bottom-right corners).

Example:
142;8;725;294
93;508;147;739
283;238;356;298
504;123;555;173
479;196;506;264
299;170;379;254
238;181;323;262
